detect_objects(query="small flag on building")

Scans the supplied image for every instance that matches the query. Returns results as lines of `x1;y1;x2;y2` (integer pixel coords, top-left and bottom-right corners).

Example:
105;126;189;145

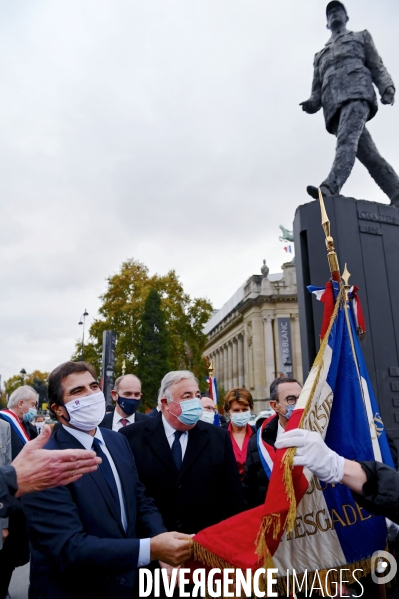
284;245;292;253
206;363;220;426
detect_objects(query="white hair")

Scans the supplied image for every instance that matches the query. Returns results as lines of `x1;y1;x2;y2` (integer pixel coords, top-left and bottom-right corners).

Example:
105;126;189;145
8;385;38;409
157;371;198;407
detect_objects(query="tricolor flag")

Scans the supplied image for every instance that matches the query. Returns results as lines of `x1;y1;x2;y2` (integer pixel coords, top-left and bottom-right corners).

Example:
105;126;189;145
284;245;293;253
190;280;392;594
206;375;220;426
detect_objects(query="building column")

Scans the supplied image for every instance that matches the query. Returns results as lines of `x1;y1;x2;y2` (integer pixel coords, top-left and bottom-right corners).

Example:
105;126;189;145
223;345;228;391
238;334;245;387
263;314;276;397
227;341;233;392
292;314;303;384
252;314;267;400
245;321;254;390
232;338;239;388
215;350;220;382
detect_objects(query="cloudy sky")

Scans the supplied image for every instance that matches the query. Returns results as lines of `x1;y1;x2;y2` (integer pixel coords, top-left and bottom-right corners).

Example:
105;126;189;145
1;0;398;382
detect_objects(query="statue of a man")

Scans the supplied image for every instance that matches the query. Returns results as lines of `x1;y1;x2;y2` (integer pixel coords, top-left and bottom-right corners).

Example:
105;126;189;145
302;1;399;207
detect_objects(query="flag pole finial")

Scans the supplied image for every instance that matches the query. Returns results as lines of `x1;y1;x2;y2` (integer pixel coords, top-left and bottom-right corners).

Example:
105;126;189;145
208;361;215;377
318;188;341;282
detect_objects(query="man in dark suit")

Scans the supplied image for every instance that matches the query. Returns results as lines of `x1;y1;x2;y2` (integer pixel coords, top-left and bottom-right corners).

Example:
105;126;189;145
21;361;192;599
0;385;39;599
120;370;243;535
99;374;147;431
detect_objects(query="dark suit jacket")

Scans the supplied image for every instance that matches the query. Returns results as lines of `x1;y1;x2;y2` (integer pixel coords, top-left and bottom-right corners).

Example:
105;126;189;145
99;410;147;430
146;408;160;418
21;426;166;599
0;412;38;567
120;413;243;534
0;412;37;460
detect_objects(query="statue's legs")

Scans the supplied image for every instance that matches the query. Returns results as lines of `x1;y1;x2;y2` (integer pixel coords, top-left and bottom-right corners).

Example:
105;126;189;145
321;100;399;206
321;100;369;196
356;126;399;207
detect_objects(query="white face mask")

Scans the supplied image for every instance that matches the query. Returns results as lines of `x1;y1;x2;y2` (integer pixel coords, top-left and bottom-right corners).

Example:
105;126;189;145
200;410;215;425
64;391;106;431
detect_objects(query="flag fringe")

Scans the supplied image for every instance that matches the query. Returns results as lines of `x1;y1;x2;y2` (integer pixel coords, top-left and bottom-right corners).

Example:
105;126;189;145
255;515;279;568
192;540;234;571
192;539;372;598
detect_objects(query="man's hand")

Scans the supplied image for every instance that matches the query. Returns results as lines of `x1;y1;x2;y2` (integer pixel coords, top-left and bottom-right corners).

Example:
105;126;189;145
300;99;320;114
274;429;345;484
381;86;395;105
2;528;9;543
13;425;101;496
150;532;192;566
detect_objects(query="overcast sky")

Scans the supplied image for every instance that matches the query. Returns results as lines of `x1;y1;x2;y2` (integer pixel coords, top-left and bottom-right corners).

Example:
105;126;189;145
1;0;398;382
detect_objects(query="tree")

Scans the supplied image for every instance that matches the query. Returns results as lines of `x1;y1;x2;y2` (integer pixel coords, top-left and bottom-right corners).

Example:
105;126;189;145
4;370;49;407
72;259;213;405
136;288;170;408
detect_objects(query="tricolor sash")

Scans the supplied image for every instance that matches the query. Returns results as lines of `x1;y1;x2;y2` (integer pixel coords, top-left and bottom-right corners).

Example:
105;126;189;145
0;409;30;444
257;415;277;480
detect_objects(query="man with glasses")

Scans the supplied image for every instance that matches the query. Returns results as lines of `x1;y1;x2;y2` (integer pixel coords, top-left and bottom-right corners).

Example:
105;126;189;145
243;377;302;509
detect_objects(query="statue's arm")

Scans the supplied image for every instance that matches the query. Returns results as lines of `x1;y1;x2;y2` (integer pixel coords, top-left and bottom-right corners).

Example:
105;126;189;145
300;55;322;114
364;30;395;104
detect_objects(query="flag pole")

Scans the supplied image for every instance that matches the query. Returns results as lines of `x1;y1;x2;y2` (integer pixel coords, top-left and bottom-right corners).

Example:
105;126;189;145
318;188;341;282
318;190;387;599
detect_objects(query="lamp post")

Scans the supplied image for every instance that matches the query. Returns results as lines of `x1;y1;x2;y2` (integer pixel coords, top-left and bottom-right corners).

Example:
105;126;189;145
20;368;27;385
284;358;293;377
78;309;89;361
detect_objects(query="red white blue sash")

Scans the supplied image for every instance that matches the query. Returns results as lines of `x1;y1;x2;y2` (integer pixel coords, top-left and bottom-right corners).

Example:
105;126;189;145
0;409;30;444
256;414;277;480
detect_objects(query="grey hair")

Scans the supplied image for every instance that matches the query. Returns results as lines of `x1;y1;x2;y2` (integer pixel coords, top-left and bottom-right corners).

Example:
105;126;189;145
157;371;198;407
113;374;141;393
8;385;38;409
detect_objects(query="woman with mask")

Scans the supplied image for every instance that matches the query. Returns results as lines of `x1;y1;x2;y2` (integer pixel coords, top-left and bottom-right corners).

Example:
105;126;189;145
224;388;254;480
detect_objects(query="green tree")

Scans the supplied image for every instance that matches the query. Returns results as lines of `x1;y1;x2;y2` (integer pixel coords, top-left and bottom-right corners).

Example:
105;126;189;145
136;288;170;408
4;370;49;407
72;259;212;400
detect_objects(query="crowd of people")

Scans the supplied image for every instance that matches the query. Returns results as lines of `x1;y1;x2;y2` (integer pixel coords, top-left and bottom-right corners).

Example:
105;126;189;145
0;361;398;598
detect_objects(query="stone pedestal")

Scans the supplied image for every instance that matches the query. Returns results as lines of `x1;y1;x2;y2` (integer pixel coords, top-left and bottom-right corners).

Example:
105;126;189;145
294;196;399;445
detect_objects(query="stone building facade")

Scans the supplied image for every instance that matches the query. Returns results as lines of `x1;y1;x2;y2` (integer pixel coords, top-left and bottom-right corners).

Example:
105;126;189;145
204;260;302;412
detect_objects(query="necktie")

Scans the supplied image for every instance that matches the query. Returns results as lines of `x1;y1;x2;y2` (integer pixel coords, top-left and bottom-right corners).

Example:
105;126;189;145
120;418;129;427
92;437;120;506
171;431;184;470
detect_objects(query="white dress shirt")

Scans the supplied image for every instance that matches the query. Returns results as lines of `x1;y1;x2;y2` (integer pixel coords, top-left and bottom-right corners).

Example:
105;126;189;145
277;422;285;438
112;409;136;432
161;415;188;458
61;424;150;567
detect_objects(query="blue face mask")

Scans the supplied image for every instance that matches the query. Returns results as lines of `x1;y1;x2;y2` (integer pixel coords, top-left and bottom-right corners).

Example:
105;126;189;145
23;407;37;423
283;404;296;420
117;396;141;416
170;397;203;426
231;411;252;428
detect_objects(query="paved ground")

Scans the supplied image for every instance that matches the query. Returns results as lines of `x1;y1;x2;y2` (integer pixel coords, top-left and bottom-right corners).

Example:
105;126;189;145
9;563;29;599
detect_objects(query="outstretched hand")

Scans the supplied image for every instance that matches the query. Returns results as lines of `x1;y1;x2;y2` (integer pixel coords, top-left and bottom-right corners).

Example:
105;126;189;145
14;425;101;496
300;99;320;114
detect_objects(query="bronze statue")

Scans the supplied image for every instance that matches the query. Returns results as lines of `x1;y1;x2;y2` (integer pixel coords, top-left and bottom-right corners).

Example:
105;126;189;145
302;1;399;207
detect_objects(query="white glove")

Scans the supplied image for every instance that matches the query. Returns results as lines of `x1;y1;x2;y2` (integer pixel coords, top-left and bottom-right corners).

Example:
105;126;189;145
274;429;345;484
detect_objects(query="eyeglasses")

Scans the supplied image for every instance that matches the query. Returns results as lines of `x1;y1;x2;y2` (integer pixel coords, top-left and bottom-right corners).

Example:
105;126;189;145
202;406;216;412
277;395;299;406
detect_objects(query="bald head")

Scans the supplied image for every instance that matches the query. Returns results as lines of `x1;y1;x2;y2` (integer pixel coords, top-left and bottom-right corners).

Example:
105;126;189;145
113;374;141;396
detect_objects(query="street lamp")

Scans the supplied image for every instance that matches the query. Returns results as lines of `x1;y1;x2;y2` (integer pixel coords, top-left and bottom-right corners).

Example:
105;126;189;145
284;358;293;377
20;368;27;385
78;309;89;360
